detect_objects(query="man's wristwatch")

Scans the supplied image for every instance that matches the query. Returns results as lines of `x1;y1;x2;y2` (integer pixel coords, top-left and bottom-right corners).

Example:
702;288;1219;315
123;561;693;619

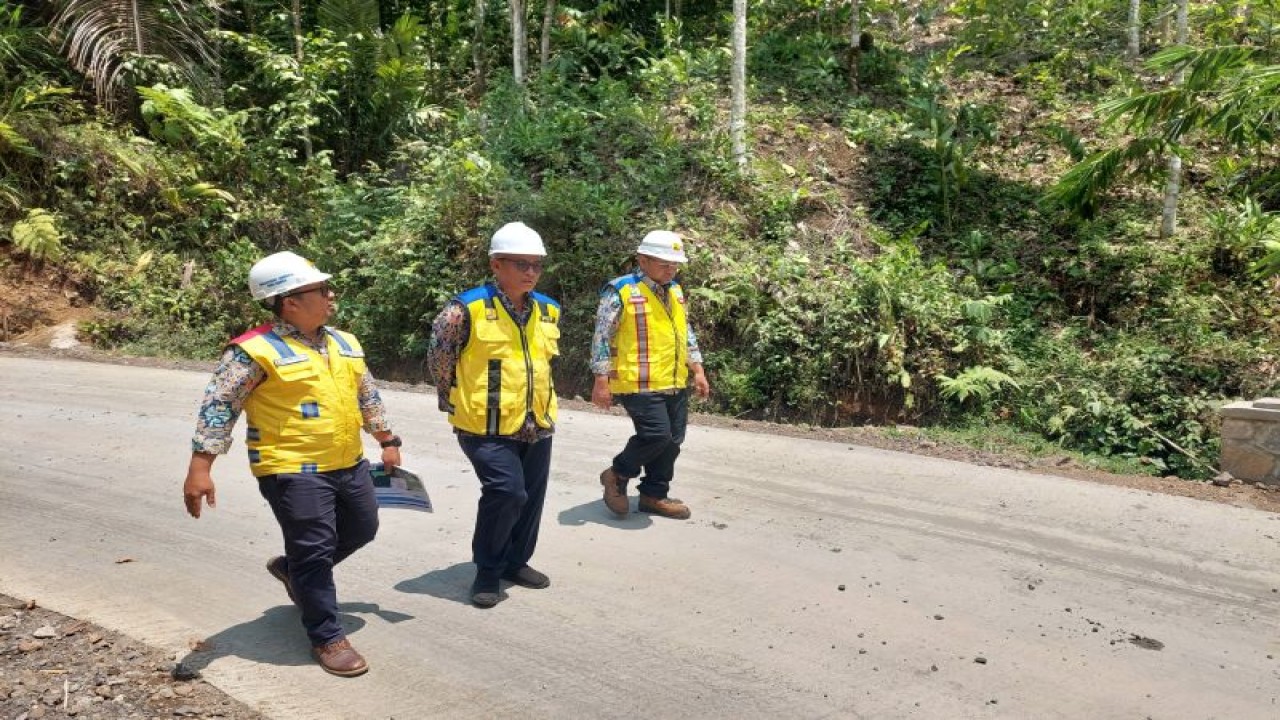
379;435;402;449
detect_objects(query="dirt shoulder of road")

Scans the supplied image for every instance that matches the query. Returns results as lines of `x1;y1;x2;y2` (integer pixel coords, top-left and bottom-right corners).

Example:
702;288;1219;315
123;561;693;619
0;594;262;719
5;341;1279;515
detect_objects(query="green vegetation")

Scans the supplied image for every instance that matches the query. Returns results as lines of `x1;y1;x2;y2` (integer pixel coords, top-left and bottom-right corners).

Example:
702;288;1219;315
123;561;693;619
2;0;1279;479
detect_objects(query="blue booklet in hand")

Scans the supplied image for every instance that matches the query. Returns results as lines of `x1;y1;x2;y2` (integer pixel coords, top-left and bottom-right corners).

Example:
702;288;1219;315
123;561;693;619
371;463;432;512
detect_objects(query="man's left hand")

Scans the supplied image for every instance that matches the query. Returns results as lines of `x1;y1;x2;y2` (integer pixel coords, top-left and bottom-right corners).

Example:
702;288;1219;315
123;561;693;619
693;372;711;399
381;446;401;472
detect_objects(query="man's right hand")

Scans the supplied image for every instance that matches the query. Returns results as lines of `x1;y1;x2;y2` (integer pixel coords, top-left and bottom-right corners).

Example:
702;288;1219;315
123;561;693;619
591;375;612;410
183;453;218;519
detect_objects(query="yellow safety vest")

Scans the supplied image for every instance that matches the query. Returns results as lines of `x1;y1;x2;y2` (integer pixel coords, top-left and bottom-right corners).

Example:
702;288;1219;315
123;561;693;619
233;324;367;476
607;274;689;394
448;285;561;436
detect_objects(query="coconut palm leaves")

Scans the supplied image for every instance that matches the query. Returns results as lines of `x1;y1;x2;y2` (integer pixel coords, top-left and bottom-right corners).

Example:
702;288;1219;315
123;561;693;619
50;0;219;108
1046;44;1279;219
1104;45;1275;146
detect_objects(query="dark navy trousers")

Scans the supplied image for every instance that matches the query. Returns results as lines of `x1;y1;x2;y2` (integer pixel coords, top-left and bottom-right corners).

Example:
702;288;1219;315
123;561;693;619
612;390;688;499
457;435;552;583
258;459;379;646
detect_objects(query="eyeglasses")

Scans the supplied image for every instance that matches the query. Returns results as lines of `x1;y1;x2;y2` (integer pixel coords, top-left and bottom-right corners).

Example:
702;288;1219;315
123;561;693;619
500;259;545;274
644;259;680;270
283;283;332;299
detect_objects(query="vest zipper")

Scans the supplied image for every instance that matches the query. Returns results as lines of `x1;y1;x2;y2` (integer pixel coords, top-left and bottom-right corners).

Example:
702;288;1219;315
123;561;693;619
517;319;535;424
656;286;681;388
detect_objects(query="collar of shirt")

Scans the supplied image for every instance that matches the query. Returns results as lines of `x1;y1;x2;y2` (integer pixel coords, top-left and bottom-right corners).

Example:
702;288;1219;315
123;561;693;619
634;268;671;300
272;319;331;354
487;281;534;324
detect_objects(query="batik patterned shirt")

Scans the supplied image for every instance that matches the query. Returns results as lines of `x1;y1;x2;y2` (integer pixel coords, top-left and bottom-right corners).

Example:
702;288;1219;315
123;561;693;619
590;268;703;379
427;282;552;443
191;320;390;454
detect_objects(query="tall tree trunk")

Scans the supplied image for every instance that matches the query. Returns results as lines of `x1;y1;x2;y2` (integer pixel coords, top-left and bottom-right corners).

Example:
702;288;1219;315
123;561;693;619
511;0;527;86
848;0;864;91
1161;155;1182;237
473;0;488;97
731;0;748;169
1127;0;1140;59
291;0;313;162
1174;0;1188;49
1236;1;1252;38
1159;0;1189;238
540;0;556;71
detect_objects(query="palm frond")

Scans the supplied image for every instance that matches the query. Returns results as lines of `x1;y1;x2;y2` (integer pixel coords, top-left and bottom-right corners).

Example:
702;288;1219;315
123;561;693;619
1100;87;1193;138
1041;138;1167;218
1045;124;1088;162
0;176;21;210
0;1;56;76
1145;44;1261;92
1210;63;1280;145
50;0;219;108
319;0;380;36
0;83;71;156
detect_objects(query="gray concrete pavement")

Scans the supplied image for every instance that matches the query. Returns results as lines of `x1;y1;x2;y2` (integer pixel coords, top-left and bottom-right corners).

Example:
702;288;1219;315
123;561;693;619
1;355;1278;719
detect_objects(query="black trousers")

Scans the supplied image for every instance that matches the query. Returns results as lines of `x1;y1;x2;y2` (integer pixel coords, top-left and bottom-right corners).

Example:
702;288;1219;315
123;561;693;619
458;435;552;582
612;390;688;499
258;460;379;646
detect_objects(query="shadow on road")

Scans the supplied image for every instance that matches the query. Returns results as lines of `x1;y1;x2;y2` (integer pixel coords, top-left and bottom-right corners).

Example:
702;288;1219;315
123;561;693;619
557;500;653;529
179;601;413;672
393;561;476;605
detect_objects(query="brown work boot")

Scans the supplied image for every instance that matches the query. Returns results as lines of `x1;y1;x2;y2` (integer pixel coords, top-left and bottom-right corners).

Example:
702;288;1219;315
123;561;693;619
312;637;368;677
600;467;630;516
638;494;691;520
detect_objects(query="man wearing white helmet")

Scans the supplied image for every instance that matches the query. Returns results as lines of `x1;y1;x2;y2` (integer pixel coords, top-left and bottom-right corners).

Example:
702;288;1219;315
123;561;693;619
428;222;561;608
591;230;711;520
182;251;401;677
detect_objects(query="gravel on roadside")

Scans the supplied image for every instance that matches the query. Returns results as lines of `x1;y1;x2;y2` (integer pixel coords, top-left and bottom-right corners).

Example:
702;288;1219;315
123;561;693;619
0;593;262;720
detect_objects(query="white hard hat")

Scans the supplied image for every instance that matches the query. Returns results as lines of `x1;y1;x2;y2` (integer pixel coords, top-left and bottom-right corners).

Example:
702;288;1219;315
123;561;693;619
636;230;688;263
248;251;331;301
489;222;547;256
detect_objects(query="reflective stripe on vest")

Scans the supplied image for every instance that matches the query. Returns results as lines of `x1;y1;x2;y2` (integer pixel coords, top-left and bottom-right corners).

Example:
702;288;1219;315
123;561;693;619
608;275;688;394
233;324;367;476
447;286;561;436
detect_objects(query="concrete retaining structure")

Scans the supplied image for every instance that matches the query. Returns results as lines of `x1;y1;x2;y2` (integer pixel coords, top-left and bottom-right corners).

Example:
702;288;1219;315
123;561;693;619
1219;398;1280;484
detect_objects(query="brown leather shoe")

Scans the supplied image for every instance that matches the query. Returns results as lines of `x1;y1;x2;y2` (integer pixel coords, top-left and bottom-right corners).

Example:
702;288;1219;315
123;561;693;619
266;556;297;605
638;494;691;520
600;467;630;516
312;638;368;677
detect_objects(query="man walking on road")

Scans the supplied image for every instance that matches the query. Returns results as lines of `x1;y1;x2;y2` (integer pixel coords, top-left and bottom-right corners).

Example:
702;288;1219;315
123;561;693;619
428;222;561;608
592;230;711;520
182;251;402;677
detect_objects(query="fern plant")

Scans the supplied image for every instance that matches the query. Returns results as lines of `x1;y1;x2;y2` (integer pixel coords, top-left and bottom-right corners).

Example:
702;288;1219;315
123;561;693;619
9;208;63;261
936;366;1020;406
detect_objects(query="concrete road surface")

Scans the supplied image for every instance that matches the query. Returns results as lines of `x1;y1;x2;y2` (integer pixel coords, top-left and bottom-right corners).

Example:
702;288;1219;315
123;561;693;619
1;355;1278;719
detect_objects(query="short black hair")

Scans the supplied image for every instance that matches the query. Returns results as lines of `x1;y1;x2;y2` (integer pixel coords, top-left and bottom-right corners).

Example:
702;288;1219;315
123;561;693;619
263;296;286;316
